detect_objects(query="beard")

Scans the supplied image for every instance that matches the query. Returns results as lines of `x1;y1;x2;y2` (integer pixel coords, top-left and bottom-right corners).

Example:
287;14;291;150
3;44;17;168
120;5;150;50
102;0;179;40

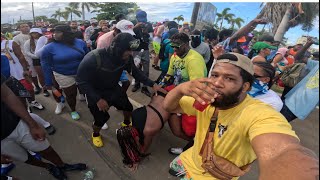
211;86;243;108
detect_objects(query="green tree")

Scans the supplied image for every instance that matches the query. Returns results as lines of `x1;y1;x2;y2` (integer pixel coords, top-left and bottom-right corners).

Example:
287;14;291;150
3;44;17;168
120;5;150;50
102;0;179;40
51;8;64;22
69;2;98;21
64;4;82;21
229;17;245;30
257;3;319;41
215;8;235;31
47;18;58;24
35;16;48;22
173;15;184;25
93;3;137;21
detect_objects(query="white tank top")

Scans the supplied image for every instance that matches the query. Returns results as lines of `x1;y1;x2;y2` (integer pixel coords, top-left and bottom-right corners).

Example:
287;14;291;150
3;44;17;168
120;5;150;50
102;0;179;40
1;40;25;80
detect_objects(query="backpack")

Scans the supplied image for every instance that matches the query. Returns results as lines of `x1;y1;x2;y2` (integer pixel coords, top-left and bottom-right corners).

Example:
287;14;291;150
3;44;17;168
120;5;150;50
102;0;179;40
158;40;171;60
280;63;306;88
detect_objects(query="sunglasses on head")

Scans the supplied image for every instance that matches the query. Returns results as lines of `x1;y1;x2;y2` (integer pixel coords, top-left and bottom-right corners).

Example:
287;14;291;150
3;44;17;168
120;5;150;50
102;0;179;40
253;74;265;79
129;39;140;50
190;35;200;38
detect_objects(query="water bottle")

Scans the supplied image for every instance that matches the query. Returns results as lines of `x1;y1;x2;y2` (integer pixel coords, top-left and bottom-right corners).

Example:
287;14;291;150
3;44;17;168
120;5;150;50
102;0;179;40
83;168;95;180
52;88;65;103
134;49;144;67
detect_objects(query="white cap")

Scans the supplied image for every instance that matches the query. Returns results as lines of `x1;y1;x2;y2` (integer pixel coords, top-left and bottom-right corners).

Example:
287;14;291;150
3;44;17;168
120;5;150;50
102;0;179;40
29;28;43;35
116;20;135;36
90;19;98;24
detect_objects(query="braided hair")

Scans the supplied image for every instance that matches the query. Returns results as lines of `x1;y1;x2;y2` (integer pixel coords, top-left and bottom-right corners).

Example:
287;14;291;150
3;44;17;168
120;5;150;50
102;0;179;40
116;126;142;167
253;61;276;88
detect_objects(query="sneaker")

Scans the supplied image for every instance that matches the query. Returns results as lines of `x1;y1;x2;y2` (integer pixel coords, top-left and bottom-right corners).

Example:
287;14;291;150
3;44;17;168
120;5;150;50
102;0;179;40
61;163;87;172
27;105;32;113
43;89;50;97
168;147;183;155
78;94;86;101
45;125;56;135
121;121;132;127
101;123;108;130
131;84;140;92
30;100;44;110
153;66;161;71
47;164;67;180
141;87;151;97
131;79;136;86
55;103;65;114
34;86;41;95
71;112;80;120
1;163;15;175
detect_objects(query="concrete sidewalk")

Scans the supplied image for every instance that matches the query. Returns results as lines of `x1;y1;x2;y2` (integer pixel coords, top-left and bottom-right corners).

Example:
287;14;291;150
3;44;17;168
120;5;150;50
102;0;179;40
8;67;319;180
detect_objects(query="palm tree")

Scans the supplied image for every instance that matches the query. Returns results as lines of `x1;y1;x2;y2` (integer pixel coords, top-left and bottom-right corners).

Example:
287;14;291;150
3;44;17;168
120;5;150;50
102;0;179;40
64;4;82;21
215;8;235;31
229;17;245;30
257;3;319;41
173;15;184;25
69;2;98;21
51;8;64;22
128;4;141;14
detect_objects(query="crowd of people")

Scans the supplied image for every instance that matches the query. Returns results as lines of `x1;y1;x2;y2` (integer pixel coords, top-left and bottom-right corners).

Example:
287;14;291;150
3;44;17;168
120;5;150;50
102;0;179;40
1;8;319;180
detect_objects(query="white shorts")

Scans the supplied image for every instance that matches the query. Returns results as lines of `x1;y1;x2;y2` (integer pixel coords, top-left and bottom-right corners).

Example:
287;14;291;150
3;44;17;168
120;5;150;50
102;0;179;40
53;71;76;89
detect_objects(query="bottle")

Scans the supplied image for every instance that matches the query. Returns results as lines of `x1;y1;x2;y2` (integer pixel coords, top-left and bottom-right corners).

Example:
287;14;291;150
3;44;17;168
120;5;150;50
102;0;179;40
134;49;144;67
52;88;65;103
83;168;95;180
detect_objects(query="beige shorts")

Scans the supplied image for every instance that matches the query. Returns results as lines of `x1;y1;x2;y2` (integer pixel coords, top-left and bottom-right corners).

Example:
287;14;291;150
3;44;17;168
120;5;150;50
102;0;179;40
1;120;50;162
53;71;76;89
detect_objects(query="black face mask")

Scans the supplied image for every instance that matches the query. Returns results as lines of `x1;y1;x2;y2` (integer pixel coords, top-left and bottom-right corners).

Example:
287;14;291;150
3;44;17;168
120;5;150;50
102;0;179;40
191;35;201;48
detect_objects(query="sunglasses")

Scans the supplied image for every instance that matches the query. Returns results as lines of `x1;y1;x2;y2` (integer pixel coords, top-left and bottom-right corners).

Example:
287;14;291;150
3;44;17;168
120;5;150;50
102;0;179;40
190;35;200;38
129;39;140;50
253;74;265;78
170;42;185;49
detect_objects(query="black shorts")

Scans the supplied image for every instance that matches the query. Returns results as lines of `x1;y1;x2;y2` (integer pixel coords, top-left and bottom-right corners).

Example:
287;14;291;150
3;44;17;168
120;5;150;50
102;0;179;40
32;59;41;66
88;86;133;127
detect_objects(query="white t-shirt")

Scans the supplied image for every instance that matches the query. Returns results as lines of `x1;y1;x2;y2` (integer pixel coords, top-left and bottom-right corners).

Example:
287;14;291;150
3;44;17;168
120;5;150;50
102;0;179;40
255;90;283;112
13;33;30;53
35;36;48;57
1;40;25;80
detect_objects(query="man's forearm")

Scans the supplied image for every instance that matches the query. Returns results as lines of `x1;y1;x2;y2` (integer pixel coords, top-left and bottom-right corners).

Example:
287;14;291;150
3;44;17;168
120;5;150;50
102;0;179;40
259;145;319;180
295;42;313;63
162;85;184;113
230;20;257;44
1;84;38;128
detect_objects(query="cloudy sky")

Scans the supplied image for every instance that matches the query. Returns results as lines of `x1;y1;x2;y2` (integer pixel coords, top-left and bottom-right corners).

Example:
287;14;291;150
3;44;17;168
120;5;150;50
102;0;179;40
1;2;319;47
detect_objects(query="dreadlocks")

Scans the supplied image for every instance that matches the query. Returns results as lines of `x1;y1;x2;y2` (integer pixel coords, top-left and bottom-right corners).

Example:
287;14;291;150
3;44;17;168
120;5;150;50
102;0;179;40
116;126;142;167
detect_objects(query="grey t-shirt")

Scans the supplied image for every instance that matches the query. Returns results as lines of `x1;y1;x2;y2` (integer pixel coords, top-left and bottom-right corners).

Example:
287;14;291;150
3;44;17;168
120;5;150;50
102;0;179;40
190;42;211;63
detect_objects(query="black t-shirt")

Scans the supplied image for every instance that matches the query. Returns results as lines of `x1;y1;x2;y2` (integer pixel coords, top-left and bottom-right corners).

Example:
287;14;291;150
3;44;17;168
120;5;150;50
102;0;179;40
1;74;20;140
133;22;153;51
74;31;84;40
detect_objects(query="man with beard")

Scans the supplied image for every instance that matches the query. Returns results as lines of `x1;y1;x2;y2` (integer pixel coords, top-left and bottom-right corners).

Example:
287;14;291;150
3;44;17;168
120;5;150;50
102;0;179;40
69;21;84;40
76;33;161;148
163;53;318;180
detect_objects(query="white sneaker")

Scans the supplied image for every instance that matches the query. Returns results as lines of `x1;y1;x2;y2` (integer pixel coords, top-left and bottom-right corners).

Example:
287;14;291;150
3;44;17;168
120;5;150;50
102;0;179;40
131;79;136;86
101;123;108;130
78;94;86;101
55;102;65;114
30;100;44;110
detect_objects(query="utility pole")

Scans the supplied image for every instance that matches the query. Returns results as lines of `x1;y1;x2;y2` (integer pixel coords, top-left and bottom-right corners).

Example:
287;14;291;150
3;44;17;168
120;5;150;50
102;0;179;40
32;2;36;26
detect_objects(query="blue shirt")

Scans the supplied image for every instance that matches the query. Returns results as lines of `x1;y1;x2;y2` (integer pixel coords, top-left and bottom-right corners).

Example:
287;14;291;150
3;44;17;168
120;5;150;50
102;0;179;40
1;55;10;78
218;37;237;52
161;39;174;73
285;59;319;120
41;39;88;86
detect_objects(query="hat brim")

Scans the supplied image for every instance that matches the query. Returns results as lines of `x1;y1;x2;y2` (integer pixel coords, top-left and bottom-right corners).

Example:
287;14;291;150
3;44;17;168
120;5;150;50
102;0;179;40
120;29;135;36
137;17;147;23
268;45;277;50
